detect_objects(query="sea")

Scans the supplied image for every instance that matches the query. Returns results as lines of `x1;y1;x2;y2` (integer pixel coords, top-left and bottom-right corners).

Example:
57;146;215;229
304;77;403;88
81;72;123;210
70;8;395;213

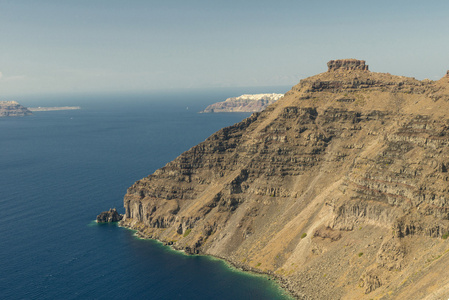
0;87;294;300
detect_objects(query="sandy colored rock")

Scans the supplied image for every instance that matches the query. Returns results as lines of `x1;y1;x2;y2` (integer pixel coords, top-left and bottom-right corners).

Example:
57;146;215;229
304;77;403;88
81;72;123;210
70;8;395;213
121;59;449;299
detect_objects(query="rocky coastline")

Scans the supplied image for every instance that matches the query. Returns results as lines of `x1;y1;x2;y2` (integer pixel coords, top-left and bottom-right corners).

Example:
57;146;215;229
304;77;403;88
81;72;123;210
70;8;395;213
119;218;295;298
119;59;449;299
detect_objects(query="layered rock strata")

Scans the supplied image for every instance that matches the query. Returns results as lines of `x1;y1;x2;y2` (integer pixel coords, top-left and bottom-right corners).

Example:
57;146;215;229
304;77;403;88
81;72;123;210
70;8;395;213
0;101;32;117
327;58;369;71
121;59;449;299
200;93;283;113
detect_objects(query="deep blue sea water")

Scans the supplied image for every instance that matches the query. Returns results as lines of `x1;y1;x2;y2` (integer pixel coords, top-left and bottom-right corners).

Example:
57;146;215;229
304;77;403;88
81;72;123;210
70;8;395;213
0;88;293;299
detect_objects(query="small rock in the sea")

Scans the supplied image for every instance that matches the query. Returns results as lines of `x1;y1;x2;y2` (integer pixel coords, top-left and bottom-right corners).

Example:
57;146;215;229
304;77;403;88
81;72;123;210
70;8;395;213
96;208;123;223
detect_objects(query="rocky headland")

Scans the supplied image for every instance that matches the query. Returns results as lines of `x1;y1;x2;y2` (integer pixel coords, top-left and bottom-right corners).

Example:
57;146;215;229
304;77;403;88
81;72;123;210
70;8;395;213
200;93;284;113
0;101;81;117
120;59;449;299
0;101;32;117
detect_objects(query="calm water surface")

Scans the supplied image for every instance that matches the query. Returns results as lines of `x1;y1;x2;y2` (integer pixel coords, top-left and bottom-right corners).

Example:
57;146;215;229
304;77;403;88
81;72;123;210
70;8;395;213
0;90;292;299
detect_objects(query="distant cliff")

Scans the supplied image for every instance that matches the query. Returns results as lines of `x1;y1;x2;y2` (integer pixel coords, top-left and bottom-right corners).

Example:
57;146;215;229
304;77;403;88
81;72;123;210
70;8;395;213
122;59;449;299
0;101;32;117
200;93;284;113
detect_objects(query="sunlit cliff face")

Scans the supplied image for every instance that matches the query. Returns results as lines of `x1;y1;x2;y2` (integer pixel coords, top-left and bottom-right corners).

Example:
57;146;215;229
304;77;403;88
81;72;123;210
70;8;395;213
122;60;449;299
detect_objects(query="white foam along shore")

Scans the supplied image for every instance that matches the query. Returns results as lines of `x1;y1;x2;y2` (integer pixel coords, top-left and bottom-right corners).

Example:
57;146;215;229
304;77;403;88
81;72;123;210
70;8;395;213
118;221;294;299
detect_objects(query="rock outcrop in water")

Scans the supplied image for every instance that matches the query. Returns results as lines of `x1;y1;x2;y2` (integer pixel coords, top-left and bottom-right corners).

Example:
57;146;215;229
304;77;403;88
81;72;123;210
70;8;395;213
121;59;449;299
0;101;32;117
200;93;283;113
97;208;123;223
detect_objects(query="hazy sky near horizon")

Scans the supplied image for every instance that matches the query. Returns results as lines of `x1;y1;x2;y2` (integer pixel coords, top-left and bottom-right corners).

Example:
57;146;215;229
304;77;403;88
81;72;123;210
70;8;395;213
0;0;448;97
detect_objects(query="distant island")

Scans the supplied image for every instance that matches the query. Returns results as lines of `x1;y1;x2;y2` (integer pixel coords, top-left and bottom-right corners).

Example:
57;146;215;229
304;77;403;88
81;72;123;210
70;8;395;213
0;100;81;117
199;93;284;113
0;101;32;117
28;106;81;112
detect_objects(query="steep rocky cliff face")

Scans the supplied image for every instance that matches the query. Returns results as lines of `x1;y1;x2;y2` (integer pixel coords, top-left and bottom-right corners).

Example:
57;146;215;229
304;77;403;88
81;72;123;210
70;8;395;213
0;101;32;117
121;59;449;299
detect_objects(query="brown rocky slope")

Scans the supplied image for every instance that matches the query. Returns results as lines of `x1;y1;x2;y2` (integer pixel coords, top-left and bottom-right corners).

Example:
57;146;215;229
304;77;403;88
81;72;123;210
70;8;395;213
121;59;449;299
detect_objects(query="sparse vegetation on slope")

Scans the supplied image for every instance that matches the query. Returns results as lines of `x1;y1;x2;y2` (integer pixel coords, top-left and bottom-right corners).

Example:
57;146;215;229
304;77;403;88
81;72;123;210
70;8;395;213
121;59;449;299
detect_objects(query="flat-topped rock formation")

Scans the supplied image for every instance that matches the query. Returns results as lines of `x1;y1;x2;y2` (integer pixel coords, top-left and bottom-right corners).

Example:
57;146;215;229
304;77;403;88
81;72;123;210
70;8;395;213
200;93;284;113
121;59;449;299
0;101;32;117
327;58;369;71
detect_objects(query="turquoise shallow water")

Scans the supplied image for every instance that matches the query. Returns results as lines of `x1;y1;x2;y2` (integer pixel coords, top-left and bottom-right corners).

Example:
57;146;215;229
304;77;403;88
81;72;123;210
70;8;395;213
0;89;292;299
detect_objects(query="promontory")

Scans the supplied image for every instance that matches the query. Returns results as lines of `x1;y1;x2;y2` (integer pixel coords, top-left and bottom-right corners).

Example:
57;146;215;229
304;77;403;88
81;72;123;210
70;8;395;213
121;59;449;299
200;93;283;113
0;101;32;117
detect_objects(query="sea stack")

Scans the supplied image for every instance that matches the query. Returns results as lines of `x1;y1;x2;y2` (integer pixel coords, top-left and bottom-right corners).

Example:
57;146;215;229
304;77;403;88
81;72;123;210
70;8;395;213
97;208;123;223
121;59;449;299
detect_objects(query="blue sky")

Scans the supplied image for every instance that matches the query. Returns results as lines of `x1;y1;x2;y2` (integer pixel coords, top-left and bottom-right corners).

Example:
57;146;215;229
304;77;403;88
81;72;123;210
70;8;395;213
0;0;448;97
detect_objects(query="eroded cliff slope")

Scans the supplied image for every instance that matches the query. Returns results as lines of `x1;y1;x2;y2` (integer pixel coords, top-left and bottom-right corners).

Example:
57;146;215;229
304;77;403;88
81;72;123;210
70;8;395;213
122;59;449;299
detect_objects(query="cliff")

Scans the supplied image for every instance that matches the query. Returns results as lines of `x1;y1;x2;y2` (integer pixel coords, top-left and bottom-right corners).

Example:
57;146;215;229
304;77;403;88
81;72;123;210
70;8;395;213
121;59;449;299
0;101;32;117
200;93;283;113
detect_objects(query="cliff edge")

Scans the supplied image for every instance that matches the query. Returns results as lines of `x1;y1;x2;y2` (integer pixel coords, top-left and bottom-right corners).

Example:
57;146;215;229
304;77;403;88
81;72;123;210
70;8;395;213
121;59;449;299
